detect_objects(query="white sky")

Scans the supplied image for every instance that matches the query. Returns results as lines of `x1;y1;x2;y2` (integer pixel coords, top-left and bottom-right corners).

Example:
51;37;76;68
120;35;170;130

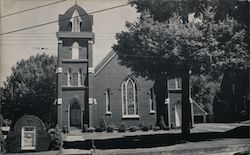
0;0;138;86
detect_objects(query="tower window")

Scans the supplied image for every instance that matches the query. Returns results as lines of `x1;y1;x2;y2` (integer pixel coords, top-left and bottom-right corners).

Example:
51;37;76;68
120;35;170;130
70;10;82;32
67;69;72;86
72;42;79;59
121;77;139;117
78;69;83;86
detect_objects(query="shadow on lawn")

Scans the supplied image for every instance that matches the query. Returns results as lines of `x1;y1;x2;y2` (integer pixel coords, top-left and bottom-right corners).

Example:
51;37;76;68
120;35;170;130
63;126;250;150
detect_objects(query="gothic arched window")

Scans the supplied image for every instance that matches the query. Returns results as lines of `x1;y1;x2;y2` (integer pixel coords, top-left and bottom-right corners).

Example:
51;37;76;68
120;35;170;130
77;69;82;86
72;42;79;59
67;69;72;86
121;77;139;117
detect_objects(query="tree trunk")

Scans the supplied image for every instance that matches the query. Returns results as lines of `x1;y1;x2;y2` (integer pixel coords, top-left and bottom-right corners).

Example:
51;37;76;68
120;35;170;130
181;68;191;139
153;74;169;127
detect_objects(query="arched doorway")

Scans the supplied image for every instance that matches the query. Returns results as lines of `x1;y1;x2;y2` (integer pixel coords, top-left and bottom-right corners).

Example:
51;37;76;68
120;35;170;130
70;102;81;128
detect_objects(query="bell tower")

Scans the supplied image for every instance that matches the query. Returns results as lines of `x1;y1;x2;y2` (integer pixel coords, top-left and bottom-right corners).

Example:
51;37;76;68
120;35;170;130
56;4;94;130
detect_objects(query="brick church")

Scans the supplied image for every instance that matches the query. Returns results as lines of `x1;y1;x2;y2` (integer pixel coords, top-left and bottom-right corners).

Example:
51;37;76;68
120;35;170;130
56;4;207;131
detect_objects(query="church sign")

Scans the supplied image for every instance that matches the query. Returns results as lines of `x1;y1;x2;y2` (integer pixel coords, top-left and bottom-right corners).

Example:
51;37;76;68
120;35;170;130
6;115;50;153
21;126;36;150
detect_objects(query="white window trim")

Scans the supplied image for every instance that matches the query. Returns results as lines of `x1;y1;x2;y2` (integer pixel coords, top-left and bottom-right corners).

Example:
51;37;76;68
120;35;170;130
77;70;82;86
67;70;71;86
105;89;111;114
121;77;139;118
72;42;79;59
175;78;181;89
149;88;156;114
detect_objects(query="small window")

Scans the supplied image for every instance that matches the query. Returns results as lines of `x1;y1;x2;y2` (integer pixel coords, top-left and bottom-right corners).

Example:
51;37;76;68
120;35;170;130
78;69;82;86
72;42;79;59
67;69;72;86
175;78;181;89
149;88;155;113
105;89;111;114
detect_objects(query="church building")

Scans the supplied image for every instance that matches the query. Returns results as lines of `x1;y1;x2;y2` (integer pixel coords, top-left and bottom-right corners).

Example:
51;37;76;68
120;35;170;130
56;4;207;131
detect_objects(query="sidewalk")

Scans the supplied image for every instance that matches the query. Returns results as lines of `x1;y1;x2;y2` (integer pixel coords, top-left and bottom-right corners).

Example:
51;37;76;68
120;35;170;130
93;138;249;155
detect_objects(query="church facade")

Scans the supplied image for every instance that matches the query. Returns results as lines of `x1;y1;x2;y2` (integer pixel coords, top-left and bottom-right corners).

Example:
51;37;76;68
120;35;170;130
56;4;207;131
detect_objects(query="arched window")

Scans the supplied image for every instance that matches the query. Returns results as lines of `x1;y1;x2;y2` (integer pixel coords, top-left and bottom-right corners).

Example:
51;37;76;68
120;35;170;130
72;42;79;59
121;77;139;117
67;69;72;86
77;69;82;86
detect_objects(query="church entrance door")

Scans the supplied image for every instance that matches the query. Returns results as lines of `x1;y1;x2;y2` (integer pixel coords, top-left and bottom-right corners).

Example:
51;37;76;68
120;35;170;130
70;102;81;128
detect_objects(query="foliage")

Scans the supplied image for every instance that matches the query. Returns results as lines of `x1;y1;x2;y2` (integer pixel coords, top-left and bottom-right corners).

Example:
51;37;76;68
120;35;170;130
99;117;107;131
87;127;95;133
118;122;127;132
129;126;138;132
1;54;57;125
49;126;62;150
190;75;221;113
153;126;160;131
82;124;88;132
2;119;11;126
137;121;145;130
141;126;149;131
95;128;104;132
149;123;154;130
159;116;167;130
129;0;249;26
106;124;115;133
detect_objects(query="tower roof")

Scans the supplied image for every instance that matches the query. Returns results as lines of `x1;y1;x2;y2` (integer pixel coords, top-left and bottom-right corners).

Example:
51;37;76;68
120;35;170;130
58;4;93;32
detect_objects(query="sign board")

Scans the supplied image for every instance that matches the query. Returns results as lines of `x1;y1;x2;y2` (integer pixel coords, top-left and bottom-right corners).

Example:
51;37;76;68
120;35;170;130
21;126;36;150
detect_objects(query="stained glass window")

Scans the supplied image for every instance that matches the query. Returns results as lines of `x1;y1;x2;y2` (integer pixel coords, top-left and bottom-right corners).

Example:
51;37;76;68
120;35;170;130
121;77;139;117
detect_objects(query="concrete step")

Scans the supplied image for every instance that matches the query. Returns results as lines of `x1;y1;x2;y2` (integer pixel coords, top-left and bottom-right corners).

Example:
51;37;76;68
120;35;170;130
65;135;85;142
62;149;92;155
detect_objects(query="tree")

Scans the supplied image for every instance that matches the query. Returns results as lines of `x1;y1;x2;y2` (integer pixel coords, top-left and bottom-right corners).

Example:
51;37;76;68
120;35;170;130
1;54;57;126
113;7;248;138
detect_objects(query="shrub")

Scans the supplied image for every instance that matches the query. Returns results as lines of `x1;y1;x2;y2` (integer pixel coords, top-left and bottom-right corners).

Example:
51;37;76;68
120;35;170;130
118;122;127;132
149;123;154;130
82;124;88;132
106;124;115;133
2;119;12;126
49;125;62;150
99;117;107;131
141;126;149;131
129;126;138;132
62;126;68;133
95;128;103;132
163;126;170;130
159;116;167;130
153;126;160;131
87;127;95;133
137;121;145;130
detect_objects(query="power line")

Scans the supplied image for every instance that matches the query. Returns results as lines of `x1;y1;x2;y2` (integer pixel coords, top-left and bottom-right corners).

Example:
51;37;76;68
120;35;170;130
0;3;130;36
0;0;67;19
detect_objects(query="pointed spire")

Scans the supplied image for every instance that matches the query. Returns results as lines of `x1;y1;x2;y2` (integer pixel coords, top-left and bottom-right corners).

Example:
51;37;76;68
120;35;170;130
75;0;77;5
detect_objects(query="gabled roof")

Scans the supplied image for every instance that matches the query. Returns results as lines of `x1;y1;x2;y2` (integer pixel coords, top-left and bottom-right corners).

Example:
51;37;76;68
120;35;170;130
94;51;117;76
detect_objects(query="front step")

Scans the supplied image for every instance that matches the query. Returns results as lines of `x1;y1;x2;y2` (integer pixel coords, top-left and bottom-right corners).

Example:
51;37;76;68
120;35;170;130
62;149;92;155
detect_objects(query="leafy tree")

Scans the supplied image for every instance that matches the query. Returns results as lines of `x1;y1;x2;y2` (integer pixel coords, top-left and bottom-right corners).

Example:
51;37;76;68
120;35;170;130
129;0;249;26
113;6;248;138
1;54;57;126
